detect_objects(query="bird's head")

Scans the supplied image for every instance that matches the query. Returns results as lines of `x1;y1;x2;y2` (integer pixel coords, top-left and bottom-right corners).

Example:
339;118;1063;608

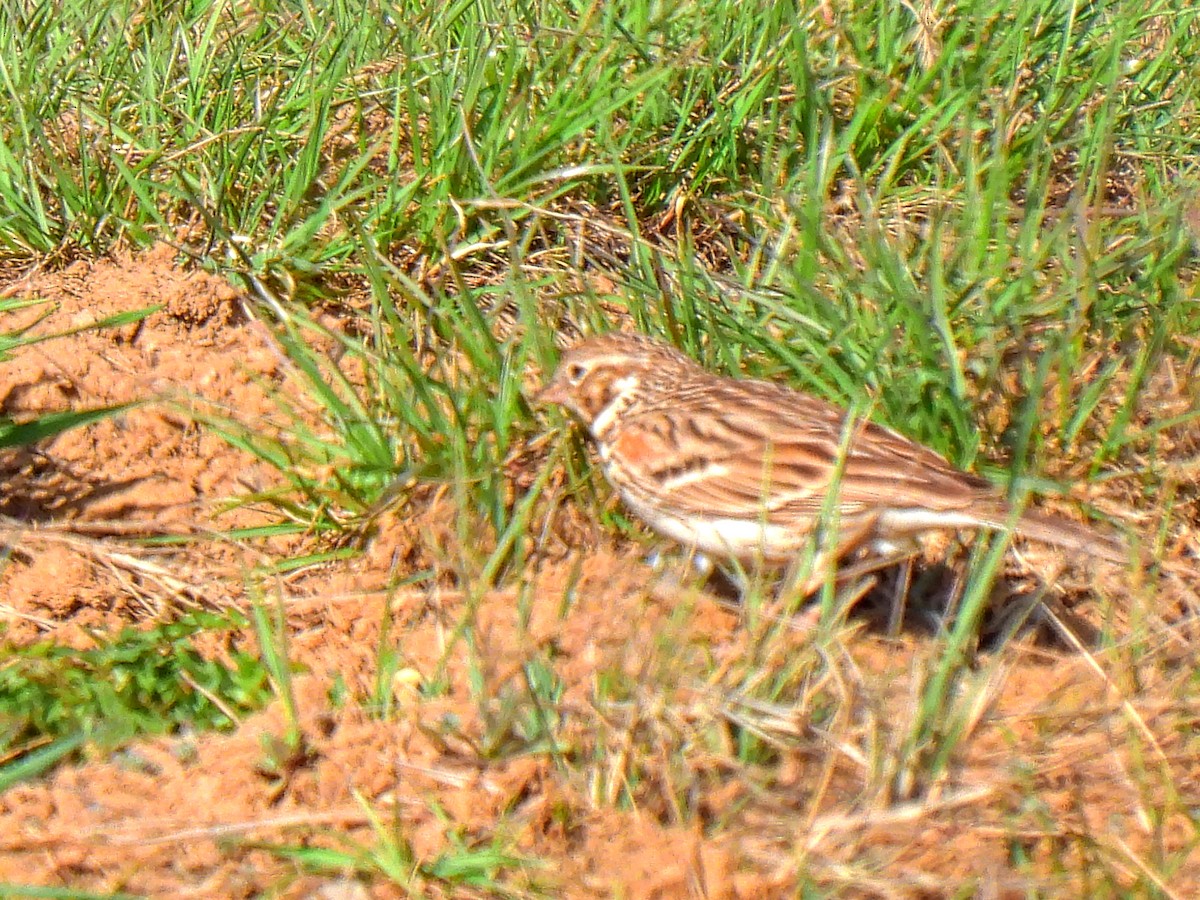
537;333;694;437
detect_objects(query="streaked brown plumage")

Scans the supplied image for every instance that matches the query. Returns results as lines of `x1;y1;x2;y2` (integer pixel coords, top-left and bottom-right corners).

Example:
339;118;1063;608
538;332;1127;571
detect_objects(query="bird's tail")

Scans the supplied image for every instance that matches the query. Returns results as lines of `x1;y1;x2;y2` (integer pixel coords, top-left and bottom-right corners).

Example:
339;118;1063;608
1010;508;1131;565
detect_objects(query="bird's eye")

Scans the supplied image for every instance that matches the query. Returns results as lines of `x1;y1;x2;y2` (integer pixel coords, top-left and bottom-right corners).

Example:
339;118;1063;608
566;362;588;383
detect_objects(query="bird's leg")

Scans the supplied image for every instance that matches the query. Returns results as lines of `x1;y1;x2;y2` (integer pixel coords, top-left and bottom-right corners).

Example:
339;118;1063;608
836;542;921;582
780;524;922;634
644;545;716;595
886;556;915;636
789;514;884;599
752;515;881;636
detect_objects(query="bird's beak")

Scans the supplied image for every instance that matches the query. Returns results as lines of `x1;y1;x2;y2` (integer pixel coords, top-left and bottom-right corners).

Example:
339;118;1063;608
535;377;568;407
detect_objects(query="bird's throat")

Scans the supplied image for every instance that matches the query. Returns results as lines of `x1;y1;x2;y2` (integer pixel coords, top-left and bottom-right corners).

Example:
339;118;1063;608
588;374;641;440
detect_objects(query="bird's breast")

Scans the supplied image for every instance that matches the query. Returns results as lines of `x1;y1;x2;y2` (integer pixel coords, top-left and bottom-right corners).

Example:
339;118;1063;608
613;484;808;564
607;428;657;466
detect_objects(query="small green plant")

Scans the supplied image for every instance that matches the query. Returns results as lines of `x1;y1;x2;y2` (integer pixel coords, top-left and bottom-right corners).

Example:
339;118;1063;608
0;611;272;780
248;584;312;790
255;791;537;897
0;884;143;899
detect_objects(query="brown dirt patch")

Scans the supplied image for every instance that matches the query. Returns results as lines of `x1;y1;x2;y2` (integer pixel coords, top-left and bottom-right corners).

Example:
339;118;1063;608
2;247;1199;897
0;245;287;643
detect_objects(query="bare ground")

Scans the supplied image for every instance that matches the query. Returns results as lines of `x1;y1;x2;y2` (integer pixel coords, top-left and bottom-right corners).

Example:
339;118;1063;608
1;248;1199;897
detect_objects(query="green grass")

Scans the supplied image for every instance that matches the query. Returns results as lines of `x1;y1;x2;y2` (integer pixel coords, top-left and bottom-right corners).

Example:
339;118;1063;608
2;0;1199;893
0;612;272;783
0;886;142;900
252;789;539;898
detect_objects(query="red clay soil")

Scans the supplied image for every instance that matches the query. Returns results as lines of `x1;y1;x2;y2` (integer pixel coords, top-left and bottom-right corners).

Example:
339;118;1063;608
1;247;1199;898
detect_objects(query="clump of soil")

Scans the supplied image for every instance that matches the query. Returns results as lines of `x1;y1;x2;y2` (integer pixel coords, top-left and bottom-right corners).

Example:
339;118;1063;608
0;246;286;643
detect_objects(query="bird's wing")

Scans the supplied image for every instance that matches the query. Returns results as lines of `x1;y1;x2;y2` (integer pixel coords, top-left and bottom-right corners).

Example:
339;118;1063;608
608;381;994;526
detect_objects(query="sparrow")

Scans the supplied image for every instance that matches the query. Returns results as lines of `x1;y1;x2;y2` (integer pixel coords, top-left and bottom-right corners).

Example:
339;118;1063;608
538;332;1128;577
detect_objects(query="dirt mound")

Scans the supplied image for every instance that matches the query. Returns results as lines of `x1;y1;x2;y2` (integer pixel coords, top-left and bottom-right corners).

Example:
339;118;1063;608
0;246;284;642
